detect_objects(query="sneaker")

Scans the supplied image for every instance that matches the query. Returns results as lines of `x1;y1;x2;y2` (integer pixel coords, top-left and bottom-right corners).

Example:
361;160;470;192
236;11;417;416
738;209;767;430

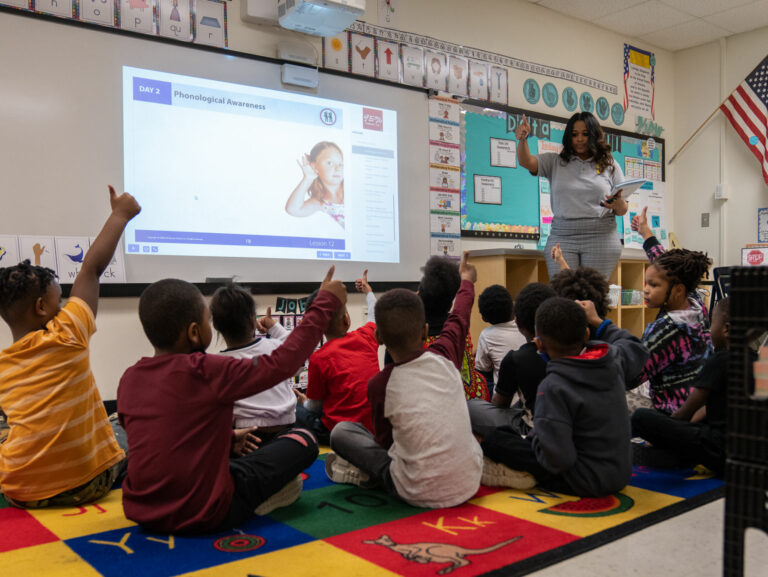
325;453;375;488
481;457;537;490
254;475;303;516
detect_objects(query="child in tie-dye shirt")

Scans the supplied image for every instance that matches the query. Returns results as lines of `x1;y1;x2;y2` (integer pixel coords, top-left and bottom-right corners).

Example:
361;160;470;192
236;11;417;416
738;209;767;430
631;207;712;414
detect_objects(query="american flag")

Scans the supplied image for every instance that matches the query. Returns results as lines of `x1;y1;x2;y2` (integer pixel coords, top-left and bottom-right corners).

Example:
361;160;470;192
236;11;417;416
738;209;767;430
720;55;768;186
623;44;630;111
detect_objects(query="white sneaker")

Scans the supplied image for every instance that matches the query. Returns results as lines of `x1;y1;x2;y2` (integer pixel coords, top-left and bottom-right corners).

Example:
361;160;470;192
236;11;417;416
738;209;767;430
481;457;537;490
325;453;375;488
254;475;303;515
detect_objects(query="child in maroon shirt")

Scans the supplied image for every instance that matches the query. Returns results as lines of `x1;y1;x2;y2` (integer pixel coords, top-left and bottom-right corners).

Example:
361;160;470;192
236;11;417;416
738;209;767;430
118;269;346;533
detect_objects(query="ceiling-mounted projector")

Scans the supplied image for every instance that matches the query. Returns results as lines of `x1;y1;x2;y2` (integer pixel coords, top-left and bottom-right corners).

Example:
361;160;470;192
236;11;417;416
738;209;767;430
277;0;365;37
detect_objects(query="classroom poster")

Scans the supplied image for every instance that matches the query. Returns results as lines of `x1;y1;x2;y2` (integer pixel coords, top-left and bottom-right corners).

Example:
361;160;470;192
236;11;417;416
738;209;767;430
323;33;350;72
538;178;552;248
35;0;74;17
469;60;489;100
18;236;57;271
429;121;460;145
80;0;116;26
473;175;502;204
624;44;655;119
158;0;191;41
430;213;460;236
401;44;424;87
431;167;460;191
376;39;400;82
759;207;768;243
428;99;460;124
430;190;459;213
489;66;508;105
0;0;30;8
350;33;375;77
193;0;227;48
91;237;127;283
55;237;90;283
490;138;516;168
119;0;155;33
424;50;448;92
0;236;21;267
430;143;460;167
430;237;460;259
447;55;469;97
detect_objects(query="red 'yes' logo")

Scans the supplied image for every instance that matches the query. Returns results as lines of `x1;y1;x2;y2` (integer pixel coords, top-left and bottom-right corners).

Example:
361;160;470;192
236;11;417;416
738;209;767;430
363;108;383;131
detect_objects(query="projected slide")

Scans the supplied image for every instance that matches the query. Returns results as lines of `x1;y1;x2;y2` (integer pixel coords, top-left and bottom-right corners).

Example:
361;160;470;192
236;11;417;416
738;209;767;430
122;67;399;262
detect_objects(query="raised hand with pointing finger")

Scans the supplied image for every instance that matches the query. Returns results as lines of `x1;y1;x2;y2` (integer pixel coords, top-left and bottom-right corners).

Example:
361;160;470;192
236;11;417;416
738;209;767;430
631;206;653;240
355;269;371;294
319;265;347;306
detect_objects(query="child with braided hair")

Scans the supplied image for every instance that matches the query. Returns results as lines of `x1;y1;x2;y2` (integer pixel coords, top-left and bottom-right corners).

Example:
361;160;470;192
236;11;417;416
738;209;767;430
0;186;140;507
631;207;713;415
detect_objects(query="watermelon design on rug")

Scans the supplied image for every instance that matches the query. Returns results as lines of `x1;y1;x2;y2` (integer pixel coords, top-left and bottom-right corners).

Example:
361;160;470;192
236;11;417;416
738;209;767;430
538;493;634;517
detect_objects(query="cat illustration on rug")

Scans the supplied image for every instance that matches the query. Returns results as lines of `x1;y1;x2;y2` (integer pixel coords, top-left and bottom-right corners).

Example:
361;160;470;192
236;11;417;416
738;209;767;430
362;534;522;574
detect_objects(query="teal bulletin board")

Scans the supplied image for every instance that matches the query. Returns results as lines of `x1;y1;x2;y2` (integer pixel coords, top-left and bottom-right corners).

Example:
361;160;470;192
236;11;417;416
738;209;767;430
460;104;665;248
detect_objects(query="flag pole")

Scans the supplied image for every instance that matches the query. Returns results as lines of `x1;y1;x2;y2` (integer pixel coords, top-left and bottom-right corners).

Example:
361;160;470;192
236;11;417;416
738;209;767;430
668;99;728;165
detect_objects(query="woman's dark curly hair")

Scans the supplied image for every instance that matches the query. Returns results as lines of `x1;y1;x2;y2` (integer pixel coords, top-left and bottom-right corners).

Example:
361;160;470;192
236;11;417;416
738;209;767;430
0;260;57;322
418;256;461;318
550;266;610;319
559;111;615;175
210;283;256;342
651;249;711;295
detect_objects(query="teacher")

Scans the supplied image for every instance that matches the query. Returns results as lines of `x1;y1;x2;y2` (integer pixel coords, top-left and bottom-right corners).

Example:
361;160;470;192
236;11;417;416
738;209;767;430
516;111;627;280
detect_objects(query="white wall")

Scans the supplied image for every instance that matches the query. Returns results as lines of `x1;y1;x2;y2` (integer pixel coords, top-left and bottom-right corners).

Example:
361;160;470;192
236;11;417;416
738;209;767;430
4;1;765;400
673;27;768;268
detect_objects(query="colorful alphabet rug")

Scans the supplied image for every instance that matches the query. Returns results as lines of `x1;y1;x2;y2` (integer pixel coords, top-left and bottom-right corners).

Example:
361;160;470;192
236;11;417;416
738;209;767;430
0;455;723;577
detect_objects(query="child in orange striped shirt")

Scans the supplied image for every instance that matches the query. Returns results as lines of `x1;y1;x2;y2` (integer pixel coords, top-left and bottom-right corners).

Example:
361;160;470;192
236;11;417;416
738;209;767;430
0;186;140;507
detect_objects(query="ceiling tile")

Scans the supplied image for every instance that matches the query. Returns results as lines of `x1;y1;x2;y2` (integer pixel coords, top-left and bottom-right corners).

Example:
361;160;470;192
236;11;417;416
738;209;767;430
594;0;693;37
705;0;768;34
640;18;731;51
659;0;755;18
538;0;638;20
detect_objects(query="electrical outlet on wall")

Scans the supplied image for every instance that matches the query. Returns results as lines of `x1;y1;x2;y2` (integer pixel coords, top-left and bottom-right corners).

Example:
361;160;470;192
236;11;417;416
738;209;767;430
701;213;710;228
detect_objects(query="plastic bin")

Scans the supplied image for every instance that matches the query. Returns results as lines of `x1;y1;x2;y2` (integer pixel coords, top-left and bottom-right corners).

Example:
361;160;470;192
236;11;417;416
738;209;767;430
621;289;634;306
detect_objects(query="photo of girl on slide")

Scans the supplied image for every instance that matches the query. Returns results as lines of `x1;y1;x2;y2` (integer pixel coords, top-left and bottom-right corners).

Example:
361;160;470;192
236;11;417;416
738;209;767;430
284;141;345;229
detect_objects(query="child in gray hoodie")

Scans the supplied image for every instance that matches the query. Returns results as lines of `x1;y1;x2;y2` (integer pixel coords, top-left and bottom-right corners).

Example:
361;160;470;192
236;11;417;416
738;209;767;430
481;297;649;497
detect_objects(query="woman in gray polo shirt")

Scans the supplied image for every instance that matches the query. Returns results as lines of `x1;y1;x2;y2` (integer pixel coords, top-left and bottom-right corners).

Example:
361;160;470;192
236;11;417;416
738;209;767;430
516;111;627;280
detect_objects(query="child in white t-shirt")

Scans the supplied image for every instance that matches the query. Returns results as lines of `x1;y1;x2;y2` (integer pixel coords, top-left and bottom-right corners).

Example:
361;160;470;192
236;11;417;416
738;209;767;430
475;284;526;390
210;283;298;440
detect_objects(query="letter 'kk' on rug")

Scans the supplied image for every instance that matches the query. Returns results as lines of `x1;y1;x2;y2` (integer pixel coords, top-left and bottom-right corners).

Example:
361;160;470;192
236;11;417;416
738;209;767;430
0;454;723;577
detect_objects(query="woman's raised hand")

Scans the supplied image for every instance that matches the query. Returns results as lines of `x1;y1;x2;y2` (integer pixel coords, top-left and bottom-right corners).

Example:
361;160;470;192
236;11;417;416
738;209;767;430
515;115;531;141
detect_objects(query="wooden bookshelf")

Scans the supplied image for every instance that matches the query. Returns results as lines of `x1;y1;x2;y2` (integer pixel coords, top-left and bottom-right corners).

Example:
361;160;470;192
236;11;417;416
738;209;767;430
468;248;659;344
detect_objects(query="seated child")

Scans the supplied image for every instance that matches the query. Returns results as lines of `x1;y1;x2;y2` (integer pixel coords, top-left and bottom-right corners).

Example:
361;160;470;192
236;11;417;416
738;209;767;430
468;282;556;438
295;269;378;445
117;269;346;533
474;284;527;390
632;207;712;414
326;252;485;508
403;256;487;400
0;186;140;507
210;283;297;441
550;266;611;338
481;297;649;496
632;297;731;474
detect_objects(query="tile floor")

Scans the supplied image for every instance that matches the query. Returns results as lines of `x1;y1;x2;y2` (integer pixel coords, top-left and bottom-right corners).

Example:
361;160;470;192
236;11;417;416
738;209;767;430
528;499;767;577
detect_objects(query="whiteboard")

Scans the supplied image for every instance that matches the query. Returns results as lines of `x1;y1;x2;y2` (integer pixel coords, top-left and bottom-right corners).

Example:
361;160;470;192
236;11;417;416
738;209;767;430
0;11;430;285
